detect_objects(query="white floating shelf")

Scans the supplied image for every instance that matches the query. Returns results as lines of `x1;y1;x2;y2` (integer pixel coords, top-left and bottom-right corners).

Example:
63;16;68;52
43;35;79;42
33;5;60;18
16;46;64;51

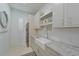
40;22;53;26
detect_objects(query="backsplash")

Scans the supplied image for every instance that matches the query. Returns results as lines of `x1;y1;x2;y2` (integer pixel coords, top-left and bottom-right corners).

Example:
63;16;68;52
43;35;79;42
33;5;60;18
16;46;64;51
48;28;79;47
37;27;79;47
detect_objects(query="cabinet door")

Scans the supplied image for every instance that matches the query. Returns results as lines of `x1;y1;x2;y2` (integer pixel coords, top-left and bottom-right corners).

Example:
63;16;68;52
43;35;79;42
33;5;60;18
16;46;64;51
30;37;39;55
64;4;79;27
45;46;61;56
37;47;46;56
53;4;64;27
34;12;40;29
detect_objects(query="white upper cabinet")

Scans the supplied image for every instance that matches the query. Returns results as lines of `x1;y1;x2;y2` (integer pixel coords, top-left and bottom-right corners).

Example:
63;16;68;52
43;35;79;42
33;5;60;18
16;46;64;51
40;4;64;28
34;12;40;29
34;3;79;29
52;4;64;27
64;4;79;27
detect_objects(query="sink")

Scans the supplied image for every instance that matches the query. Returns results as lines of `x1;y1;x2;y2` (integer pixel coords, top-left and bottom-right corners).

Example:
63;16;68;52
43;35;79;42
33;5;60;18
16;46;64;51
35;37;51;50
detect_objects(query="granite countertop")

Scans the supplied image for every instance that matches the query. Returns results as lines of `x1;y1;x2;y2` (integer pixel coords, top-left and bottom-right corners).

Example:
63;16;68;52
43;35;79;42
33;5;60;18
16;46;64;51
31;34;79;56
46;40;79;56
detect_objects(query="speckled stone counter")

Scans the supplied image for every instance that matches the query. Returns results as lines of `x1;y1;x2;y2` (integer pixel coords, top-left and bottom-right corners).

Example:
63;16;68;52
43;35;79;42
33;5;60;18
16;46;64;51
46;40;79;56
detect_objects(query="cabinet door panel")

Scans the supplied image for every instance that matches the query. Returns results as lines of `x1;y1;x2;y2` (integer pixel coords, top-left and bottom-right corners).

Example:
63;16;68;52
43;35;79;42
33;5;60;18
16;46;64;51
69;4;79;26
34;12;40;29
53;4;64;27
45;46;61;56
64;4;72;27
64;4;79;27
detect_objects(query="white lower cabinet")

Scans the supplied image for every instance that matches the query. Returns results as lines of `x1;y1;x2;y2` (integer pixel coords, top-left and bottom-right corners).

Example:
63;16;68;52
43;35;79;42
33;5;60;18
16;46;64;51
31;37;61;56
35;44;61;56
45;46;61;56
31;39;48;56
30;37;39;55
37;46;51;56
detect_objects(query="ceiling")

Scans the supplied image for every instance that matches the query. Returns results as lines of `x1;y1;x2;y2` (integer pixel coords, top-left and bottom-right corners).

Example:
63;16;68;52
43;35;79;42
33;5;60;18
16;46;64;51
9;3;45;14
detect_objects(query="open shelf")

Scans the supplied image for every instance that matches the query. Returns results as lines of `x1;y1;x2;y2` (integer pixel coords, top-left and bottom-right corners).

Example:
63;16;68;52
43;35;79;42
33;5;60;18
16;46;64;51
39;10;53;32
40;11;52;20
40;22;53;26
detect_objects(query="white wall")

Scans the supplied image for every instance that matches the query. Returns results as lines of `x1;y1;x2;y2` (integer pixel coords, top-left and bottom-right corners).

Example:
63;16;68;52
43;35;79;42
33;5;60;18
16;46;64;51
10;8;28;48
0;4;11;55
